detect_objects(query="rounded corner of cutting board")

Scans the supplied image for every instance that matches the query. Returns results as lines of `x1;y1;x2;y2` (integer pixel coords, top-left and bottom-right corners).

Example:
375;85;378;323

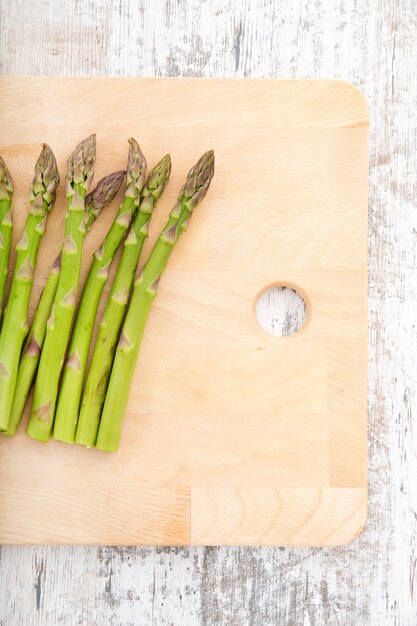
318;487;368;548
330;79;370;120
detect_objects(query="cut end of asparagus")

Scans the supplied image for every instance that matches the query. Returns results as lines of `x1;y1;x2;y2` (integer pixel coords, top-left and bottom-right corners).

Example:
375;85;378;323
0;156;13;199
66;134;97;193
30;144;60;211
127;138;147;193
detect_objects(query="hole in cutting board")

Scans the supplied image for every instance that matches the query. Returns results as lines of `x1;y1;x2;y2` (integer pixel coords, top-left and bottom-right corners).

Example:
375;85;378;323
255;286;307;337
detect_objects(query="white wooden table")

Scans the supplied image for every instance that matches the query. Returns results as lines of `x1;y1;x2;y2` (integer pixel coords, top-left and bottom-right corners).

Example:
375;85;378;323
1;1;416;624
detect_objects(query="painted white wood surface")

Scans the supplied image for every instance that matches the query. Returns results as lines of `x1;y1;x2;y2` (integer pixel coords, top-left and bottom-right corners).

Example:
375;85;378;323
0;0;415;624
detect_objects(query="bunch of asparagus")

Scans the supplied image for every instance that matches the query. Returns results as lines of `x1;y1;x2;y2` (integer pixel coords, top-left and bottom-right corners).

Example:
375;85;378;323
0;137;214;452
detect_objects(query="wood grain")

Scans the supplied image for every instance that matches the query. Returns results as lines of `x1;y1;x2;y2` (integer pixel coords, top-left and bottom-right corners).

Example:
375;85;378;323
0;77;368;547
191;488;367;546
0;0;415;624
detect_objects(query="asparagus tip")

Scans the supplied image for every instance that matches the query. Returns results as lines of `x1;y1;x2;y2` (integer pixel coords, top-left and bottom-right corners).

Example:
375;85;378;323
178;150;215;211
0;155;13;196
144;154;172;202
31;143;60;208
67;135;97;188
86;169;126;214
127;138;147;188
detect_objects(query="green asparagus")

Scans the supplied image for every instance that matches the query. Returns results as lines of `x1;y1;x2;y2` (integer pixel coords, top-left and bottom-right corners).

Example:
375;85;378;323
0;157;13;325
53;138;146;443
27;135;96;442
96;150;214;452
0;145;59;432
76;154;171;447
7;170;125;437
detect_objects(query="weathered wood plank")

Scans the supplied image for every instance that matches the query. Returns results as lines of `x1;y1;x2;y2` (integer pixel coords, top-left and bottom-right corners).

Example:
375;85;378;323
1;0;416;624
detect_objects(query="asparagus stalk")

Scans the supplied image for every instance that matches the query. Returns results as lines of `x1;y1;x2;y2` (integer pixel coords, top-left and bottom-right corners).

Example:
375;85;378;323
6;170;125;437
76;154;172;447
0;157;13;324
96;150;214;452
53;139;147;443
27;135;96;442
0;145;59;432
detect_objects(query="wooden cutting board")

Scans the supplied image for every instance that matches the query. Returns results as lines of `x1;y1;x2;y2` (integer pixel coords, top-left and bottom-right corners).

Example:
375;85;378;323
0;77;368;546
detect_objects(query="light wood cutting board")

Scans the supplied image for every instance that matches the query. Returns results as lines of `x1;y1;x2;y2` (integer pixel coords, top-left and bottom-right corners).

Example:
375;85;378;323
0;77;368;546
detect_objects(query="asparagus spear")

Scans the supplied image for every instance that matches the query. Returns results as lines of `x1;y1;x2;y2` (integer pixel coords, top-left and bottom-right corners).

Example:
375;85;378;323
76;154;172;447
96;150;214;452
53;139;147;443
6;170;125;437
0;145;59;432
27;135;96;442
0;157;13;324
